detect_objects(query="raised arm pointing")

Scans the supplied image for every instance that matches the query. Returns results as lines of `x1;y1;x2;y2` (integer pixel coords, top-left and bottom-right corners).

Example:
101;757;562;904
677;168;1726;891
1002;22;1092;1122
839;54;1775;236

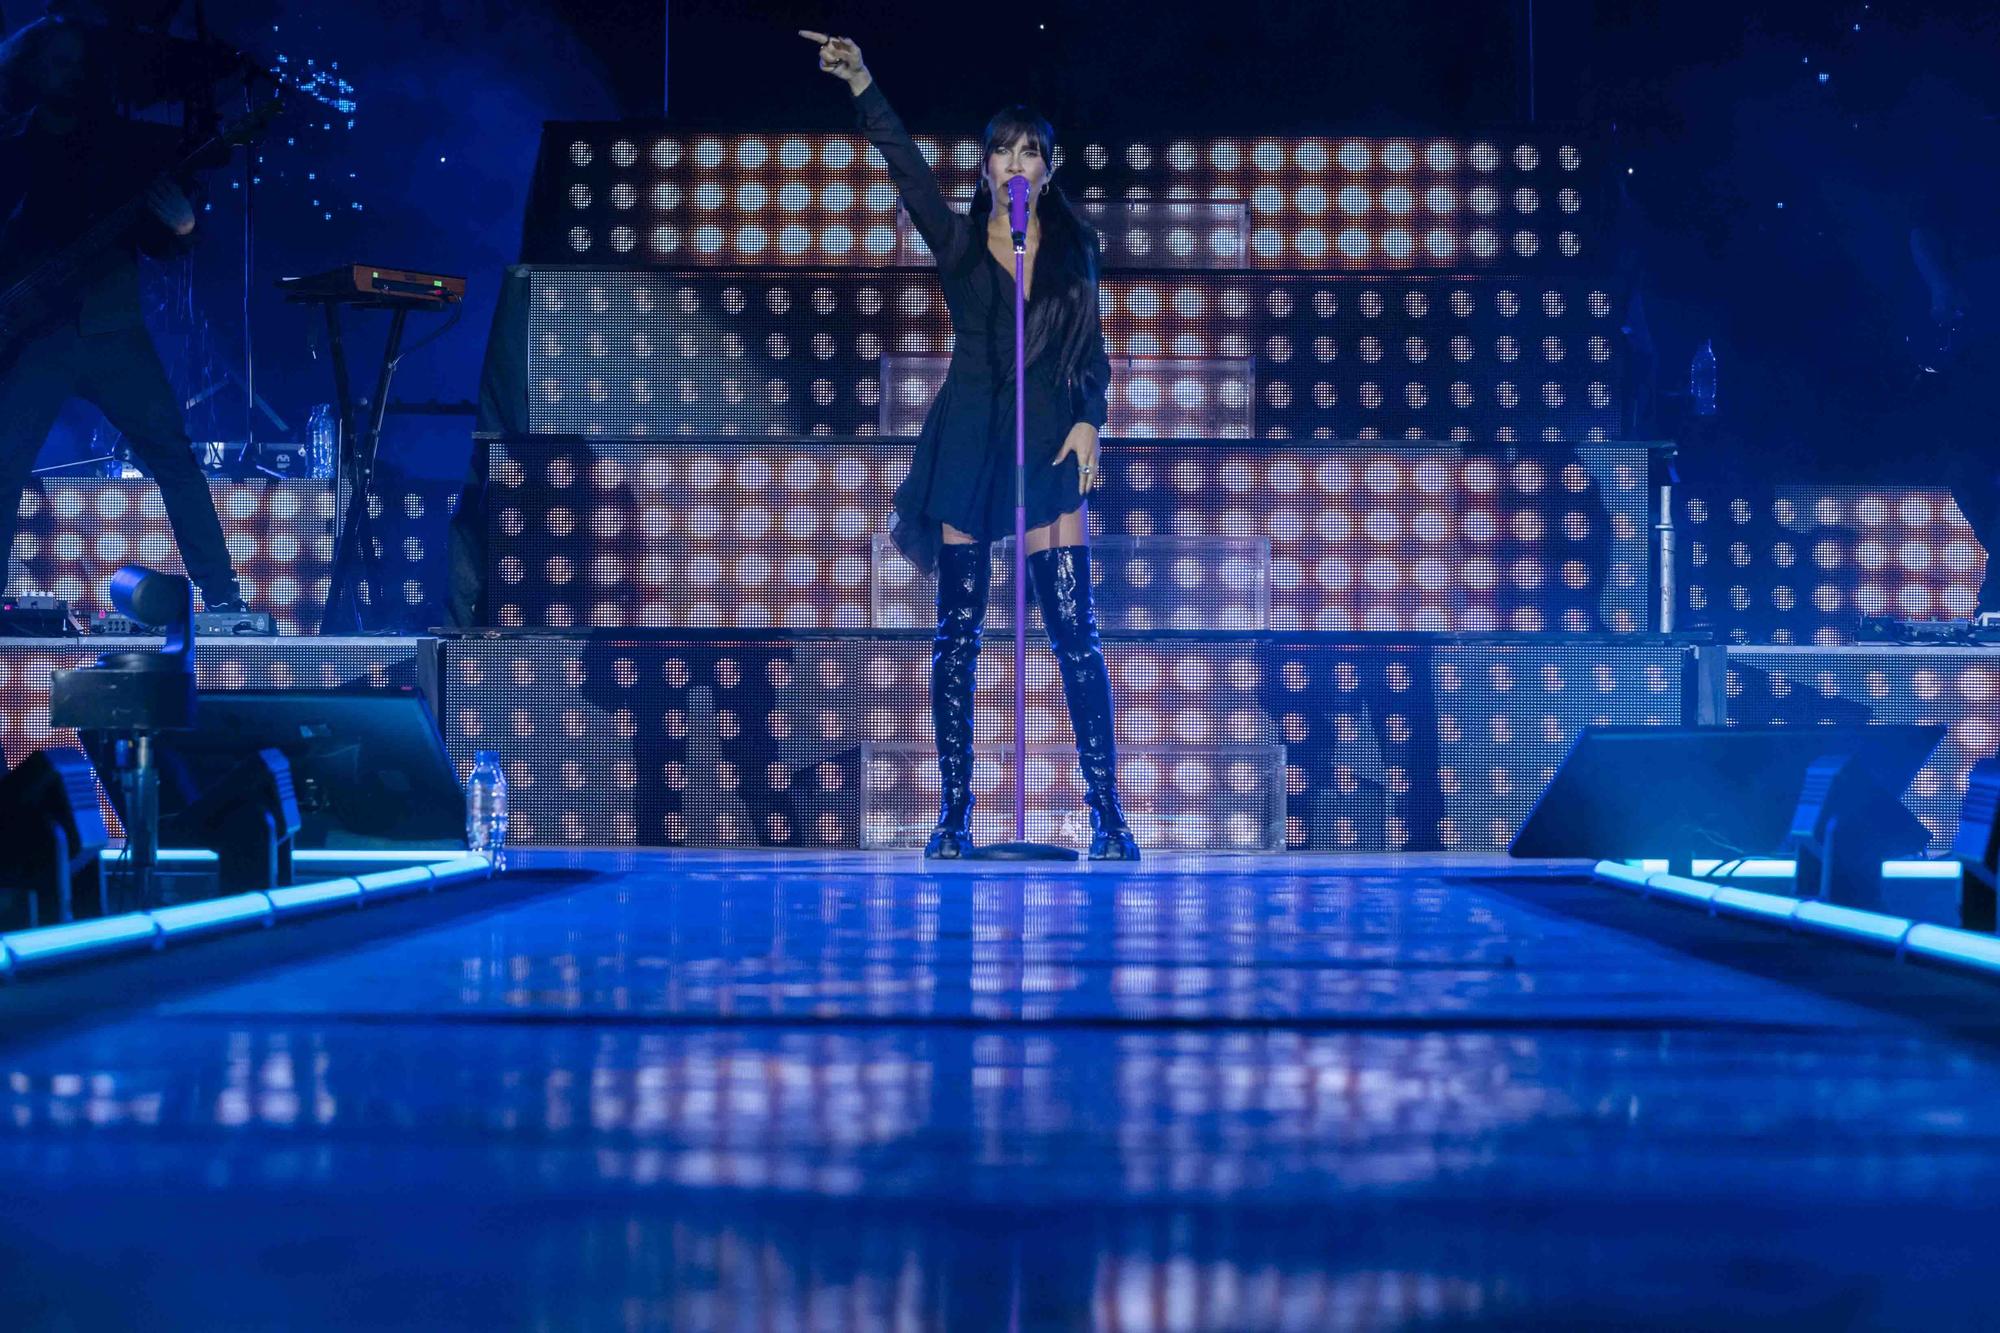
799;30;873;96
799;29;968;267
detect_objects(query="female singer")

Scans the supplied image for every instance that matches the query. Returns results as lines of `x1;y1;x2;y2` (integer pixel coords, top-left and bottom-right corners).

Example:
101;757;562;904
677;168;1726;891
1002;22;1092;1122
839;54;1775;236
802;30;1138;860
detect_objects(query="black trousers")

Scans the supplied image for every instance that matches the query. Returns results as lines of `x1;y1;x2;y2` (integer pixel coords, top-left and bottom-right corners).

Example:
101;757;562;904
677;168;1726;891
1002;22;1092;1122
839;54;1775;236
0;323;239;602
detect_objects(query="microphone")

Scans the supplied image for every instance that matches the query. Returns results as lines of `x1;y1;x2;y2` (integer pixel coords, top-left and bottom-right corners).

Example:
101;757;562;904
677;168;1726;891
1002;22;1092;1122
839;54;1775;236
1006;175;1030;250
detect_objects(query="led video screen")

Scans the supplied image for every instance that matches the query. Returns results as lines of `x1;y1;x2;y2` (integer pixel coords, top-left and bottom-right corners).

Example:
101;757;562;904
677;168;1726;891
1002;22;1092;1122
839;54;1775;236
439;636;1690;852
530;127;1604;274
524;269;1621;442
1681;486;1981;645
11;479;335;635
486;437;1656;634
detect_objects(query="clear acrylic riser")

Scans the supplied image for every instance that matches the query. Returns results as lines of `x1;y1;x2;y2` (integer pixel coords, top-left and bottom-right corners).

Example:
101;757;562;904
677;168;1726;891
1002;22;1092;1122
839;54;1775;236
859;742;1287;853
879;354;1256;439
869;533;1273;632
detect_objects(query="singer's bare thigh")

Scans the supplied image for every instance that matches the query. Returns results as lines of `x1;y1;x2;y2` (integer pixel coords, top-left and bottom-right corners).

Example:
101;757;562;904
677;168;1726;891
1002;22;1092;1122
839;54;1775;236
940;508;1088;551
1024;507;1086;554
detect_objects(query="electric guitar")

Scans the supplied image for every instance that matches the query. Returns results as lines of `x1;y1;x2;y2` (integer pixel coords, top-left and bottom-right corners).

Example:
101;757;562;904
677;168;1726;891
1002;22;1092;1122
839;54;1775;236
0;97;281;361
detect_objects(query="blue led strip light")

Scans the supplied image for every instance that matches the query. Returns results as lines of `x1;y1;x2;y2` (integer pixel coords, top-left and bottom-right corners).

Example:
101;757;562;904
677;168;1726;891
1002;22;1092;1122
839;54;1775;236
1590;861;2000;983
0;854;493;979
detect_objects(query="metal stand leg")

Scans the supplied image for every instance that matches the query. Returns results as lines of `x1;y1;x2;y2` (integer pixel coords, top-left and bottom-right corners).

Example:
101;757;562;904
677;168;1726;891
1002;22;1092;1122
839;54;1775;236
317;306;408;634
114;733;159;911
971;232;1075;862
1656;478;1676;636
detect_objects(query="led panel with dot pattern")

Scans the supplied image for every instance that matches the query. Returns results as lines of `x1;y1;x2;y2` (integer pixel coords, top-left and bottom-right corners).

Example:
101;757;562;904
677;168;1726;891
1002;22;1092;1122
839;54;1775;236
487;437;1656;635
529;127;1603;273
524;269;1621;443
438;635;1690;852
10;479;336;634
1680;486;1983;646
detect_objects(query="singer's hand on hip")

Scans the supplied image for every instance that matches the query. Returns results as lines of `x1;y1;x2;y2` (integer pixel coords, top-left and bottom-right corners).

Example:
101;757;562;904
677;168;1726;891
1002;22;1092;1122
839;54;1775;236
800;31;869;91
1054;424;1102;493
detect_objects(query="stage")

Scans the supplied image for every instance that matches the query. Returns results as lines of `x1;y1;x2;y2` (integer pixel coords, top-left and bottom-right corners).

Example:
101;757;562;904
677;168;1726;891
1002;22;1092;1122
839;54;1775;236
8;6;2000;1326
4;846;1998;1328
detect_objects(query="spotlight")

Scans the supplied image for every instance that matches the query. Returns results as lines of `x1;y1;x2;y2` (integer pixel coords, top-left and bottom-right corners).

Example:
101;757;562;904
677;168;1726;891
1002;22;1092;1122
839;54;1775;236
0;748;110;928
49;566;199;909
1787;752;1933;909
170;748;303;894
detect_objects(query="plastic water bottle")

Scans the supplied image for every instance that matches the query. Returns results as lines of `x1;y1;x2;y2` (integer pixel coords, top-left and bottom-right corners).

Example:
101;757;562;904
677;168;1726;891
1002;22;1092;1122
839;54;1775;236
465;750;508;869
1689;339;1718;418
307;404;338;481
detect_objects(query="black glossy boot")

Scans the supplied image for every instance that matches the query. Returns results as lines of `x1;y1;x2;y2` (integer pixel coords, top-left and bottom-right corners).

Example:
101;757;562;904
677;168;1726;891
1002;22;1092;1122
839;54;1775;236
925;542;989;857
1028;545;1140;860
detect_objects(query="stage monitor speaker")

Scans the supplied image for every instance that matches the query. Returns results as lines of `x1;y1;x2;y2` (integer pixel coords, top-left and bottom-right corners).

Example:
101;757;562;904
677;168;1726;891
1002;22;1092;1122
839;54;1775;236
84;689;465;851
0;747;110;927
1952;757;2000;932
1509;725;1944;868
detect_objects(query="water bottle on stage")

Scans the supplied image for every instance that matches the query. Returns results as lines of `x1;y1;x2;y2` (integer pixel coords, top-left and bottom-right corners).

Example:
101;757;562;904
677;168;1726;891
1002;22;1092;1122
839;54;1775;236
466;750;509;870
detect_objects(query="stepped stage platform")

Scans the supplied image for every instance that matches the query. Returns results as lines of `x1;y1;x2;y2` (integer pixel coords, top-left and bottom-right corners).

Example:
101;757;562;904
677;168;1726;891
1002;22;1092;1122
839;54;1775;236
8;634;2000;852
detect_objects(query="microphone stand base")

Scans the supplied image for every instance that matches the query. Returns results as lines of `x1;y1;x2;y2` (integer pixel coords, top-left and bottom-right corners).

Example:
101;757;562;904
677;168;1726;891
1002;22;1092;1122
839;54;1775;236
970;840;1080;862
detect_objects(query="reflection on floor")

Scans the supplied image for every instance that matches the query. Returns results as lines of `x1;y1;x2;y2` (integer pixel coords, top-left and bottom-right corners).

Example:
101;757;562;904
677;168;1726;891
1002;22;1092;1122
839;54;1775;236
4;849;1999;1330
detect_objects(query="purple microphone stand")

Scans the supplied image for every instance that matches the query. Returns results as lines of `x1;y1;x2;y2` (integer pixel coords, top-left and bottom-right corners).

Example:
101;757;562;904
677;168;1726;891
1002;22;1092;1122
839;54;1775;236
973;175;1077;861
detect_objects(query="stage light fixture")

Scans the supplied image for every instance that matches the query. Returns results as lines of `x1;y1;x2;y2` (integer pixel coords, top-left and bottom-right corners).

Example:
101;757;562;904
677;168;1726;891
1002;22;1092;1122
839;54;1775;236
169;747;302;894
1951;757;2000;932
0;747;110;928
1787;751;1936;909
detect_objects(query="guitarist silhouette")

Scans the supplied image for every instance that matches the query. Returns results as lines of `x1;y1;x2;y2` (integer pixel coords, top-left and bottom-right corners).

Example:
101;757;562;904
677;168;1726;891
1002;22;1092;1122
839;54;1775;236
0;18;243;610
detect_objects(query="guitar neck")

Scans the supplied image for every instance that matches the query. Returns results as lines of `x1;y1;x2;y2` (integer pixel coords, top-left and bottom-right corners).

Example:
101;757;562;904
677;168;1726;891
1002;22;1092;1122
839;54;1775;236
0;109;270;324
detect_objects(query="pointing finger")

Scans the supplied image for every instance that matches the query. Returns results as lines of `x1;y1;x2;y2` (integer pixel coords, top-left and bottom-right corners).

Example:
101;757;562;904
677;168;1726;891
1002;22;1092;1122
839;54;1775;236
798;30;829;42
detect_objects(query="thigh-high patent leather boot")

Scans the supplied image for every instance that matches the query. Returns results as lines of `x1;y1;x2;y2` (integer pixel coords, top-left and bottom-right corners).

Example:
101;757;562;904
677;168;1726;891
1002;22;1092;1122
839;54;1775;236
1028;545;1139;860
925;542;989;857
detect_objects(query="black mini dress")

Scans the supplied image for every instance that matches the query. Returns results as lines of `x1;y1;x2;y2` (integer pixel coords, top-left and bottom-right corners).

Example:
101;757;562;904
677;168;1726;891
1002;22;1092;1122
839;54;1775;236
852;81;1111;574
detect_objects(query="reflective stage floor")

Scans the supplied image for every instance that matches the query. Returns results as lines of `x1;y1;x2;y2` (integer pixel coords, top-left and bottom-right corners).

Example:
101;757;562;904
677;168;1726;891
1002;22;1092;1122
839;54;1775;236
5;850;2000;1330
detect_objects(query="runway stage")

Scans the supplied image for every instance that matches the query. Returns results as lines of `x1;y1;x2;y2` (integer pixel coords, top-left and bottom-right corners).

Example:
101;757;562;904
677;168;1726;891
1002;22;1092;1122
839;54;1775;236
5;848;2000;1330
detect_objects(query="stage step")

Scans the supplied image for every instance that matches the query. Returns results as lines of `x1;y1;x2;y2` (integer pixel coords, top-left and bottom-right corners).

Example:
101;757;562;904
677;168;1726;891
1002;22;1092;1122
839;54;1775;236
879;354;1256;438
4;637;1990;859
435;633;1693;852
1680;485;1983;646
518;268;1621;443
487;436;1656;635
529;125;1605;274
10;478;336;636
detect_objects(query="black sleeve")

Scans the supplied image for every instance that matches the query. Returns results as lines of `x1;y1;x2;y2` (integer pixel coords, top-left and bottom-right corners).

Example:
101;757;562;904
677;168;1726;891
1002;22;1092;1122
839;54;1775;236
852;80;971;269
1072;278;1112;430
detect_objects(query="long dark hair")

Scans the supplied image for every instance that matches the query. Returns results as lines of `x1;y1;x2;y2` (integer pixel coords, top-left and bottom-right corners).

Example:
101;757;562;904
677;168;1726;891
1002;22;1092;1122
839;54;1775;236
967;104;1101;390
